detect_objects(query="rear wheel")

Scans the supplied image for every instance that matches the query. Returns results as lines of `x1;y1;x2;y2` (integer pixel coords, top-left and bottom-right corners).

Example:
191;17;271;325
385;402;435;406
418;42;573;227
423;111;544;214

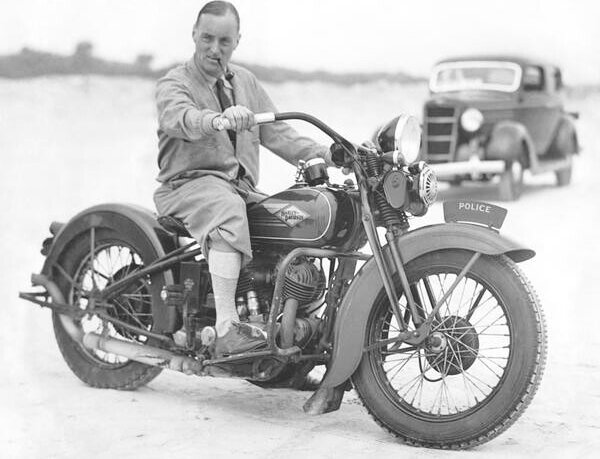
352;250;546;449
52;228;165;389
555;152;573;186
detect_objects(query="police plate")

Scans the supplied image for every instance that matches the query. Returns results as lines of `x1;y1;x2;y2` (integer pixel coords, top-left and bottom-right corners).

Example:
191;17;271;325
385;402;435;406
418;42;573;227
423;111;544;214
443;200;507;231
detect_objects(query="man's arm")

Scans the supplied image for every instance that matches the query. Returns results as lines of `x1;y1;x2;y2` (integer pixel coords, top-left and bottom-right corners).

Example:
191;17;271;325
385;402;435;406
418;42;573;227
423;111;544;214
156;75;220;141
253;79;332;166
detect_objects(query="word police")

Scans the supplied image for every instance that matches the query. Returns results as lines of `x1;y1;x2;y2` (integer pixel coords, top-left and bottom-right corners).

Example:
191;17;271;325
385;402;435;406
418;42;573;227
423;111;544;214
458;202;492;213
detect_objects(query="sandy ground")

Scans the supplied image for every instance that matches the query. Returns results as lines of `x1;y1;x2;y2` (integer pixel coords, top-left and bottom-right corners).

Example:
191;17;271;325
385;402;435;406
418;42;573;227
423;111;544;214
0;77;599;458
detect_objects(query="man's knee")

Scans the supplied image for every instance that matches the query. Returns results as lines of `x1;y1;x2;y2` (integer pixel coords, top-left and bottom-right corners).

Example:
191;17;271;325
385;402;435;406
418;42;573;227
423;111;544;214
207;232;241;279
207;230;237;253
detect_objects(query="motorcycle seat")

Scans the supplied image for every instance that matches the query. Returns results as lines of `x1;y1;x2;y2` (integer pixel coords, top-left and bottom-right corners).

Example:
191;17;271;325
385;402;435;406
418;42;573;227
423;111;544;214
157;201;258;238
157;215;192;238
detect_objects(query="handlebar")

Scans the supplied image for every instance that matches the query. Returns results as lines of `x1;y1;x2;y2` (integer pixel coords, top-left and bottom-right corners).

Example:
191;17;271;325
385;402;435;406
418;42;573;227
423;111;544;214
215;111;358;170
214;111;352;148
214;112;275;131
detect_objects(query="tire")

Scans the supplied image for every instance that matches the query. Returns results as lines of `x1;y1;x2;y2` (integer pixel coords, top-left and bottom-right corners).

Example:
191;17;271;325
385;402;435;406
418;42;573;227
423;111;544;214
555;155;572;187
498;158;524;201
52;228;165;390
352;249;547;449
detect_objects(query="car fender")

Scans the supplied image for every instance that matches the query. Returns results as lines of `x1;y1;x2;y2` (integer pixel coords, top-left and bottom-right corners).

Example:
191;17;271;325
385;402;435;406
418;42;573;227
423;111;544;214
548;115;579;156
320;222;534;388
41;203;177;331
486;120;536;166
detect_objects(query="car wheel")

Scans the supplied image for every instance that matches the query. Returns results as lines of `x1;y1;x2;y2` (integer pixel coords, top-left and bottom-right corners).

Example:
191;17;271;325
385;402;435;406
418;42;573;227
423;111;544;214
555;152;573;186
498;158;524;201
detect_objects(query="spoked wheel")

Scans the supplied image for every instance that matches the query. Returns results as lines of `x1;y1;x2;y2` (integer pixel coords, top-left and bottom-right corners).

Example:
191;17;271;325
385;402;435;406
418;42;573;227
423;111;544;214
352;249;546;449
52;228;165;389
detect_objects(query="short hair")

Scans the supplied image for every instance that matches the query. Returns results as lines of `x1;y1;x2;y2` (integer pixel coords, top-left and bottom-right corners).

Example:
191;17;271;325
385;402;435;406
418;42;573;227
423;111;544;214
195;1;240;31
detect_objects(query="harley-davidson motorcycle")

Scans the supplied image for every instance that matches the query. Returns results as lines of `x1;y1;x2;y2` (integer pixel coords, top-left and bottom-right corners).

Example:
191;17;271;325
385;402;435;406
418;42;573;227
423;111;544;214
20;111;546;449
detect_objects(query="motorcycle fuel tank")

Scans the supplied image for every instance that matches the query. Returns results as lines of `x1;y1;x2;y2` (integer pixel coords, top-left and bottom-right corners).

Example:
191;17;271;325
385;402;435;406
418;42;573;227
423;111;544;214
248;186;356;248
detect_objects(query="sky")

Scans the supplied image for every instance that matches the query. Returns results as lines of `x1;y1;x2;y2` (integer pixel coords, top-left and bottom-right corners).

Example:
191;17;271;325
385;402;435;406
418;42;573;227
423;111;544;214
1;0;599;84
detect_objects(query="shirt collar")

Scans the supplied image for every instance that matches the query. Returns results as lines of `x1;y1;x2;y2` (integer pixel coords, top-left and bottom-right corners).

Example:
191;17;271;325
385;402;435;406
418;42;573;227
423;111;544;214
189;57;233;90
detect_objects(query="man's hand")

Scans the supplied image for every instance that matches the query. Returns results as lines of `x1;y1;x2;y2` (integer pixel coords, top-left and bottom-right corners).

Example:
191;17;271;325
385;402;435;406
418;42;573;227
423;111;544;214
219;105;256;132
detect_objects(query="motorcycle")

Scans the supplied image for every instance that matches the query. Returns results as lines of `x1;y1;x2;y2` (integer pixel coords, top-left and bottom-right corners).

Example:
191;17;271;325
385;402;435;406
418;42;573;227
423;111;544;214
20;111;546;449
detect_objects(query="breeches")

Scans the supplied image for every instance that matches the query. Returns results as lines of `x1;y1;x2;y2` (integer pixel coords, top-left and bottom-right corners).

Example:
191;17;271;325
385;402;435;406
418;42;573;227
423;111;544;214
153;175;266;265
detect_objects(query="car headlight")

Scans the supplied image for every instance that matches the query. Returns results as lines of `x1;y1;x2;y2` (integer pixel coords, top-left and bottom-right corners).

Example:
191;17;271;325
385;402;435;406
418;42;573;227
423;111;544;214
376;114;422;164
460;108;484;132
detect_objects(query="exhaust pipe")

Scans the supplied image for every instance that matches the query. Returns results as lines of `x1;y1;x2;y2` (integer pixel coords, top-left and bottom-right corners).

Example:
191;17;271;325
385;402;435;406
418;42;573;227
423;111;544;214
31;273;84;342
83;332;203;375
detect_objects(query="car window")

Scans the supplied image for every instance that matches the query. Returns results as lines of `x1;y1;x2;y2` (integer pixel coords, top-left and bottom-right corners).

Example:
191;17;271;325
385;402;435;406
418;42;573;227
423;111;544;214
430;61;522;93
554;68;563;91
523;66;545;91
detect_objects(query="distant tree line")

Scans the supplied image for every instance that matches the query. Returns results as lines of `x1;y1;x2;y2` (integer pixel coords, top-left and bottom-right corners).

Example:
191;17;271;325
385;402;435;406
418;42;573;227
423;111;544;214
0;42;423;84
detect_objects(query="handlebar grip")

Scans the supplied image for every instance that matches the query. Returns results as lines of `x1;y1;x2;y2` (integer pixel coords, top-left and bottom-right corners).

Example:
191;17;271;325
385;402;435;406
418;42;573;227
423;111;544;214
214;112;276;131
255;112;276;124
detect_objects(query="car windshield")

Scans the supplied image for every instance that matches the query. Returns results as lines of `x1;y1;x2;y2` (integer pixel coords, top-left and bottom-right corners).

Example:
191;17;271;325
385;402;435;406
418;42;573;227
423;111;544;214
430;61;522;93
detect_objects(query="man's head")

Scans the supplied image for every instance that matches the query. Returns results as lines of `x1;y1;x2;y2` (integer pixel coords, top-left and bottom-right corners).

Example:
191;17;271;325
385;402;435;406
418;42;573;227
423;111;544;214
192;1;241;78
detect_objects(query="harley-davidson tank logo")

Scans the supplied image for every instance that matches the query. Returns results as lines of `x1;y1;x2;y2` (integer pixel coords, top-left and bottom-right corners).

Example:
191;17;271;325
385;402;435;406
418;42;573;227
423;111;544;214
266;204;309;227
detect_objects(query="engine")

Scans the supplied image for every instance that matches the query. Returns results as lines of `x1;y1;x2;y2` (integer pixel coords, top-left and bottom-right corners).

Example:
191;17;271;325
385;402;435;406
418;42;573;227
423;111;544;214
234;254;326;319
165;253;326;351
230;254;326;349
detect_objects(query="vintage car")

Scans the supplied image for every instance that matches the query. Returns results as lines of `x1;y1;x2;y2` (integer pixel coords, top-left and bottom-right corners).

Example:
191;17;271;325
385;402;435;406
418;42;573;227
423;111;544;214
421;55;579;200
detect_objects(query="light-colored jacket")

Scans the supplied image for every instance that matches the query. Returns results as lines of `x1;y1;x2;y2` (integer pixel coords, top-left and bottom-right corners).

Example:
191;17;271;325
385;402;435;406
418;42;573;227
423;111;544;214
155;59;329;186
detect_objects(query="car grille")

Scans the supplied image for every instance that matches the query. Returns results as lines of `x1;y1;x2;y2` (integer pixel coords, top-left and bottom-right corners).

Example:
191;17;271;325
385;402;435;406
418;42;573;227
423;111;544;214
423;105;458;162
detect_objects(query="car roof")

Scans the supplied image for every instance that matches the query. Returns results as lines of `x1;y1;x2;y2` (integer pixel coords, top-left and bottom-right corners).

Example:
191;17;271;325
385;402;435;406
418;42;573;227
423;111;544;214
434;55;557;69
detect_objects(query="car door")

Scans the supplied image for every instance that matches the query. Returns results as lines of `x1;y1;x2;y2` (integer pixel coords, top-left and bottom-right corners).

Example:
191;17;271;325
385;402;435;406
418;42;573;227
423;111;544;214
515;65;562;156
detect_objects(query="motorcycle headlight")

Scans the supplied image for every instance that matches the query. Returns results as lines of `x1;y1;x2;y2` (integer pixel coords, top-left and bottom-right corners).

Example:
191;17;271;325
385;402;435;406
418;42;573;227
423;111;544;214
460;108;484;132
376;114;422;164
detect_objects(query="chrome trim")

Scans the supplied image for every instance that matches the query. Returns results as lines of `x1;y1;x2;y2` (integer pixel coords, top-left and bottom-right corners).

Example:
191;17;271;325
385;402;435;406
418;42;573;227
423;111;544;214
305;157;326;168
429;158;506;178
255;112;276;124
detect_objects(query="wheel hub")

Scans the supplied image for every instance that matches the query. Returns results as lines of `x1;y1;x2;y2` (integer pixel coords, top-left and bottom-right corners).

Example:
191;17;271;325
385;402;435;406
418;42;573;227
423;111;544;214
427;332;447;353
425;316;479;375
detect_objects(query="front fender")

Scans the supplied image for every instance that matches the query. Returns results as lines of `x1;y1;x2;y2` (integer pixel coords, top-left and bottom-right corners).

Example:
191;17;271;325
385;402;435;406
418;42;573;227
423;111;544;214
486;120;535;164
321;222;534;388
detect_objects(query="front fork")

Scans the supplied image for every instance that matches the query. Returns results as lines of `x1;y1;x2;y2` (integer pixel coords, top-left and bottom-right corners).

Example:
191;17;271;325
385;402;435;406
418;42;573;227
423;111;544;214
357;169;480;345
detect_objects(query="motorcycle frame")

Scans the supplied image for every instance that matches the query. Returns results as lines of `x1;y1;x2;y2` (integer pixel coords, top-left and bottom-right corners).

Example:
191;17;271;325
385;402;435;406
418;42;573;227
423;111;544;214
20;112;518;368
22;225;372;364
273;113;428;334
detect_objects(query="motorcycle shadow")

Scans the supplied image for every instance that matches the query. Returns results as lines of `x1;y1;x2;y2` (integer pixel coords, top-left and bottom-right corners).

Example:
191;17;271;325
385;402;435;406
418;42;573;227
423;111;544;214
146;373;383;438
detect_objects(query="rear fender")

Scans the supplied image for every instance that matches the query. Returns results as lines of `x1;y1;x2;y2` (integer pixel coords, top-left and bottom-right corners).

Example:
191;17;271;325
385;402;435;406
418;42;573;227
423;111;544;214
321;222;534;388
548;115;579;156
41;203;177;331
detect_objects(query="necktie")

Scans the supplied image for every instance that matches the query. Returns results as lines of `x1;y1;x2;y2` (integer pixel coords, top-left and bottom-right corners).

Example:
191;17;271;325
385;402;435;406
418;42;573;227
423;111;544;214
215;79;236;148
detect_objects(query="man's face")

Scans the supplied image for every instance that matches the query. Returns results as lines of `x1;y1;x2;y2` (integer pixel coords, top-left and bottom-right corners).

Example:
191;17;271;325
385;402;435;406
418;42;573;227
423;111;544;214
192;11;240;78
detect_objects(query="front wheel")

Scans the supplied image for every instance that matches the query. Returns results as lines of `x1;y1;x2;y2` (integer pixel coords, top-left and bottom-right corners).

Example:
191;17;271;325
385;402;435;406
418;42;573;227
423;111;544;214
352;250;547;449
498;159;524;201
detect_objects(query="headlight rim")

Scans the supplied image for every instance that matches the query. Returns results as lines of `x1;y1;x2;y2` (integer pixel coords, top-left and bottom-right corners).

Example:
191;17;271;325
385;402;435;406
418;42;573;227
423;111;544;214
394;114;421;164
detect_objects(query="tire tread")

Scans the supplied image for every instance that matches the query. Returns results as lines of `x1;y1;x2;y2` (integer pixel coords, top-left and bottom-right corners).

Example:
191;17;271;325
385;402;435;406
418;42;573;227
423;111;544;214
353;253;547;449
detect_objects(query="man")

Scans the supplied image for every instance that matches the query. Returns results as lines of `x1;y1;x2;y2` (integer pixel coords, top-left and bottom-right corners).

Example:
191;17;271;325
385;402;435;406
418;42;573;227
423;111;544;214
154;1;330;357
